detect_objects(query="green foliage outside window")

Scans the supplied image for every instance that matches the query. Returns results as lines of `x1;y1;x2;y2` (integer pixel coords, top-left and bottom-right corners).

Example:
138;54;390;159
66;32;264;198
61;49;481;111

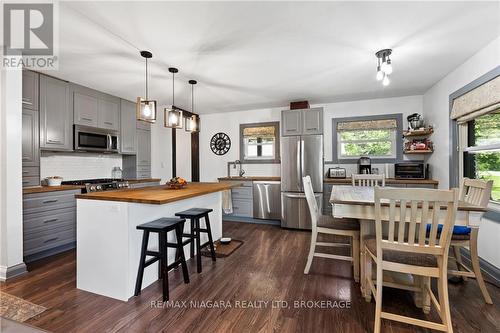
340;129;394;157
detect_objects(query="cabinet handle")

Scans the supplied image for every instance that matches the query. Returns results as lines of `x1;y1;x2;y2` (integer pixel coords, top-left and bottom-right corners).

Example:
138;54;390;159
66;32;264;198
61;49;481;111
42;199;58;204
43;218;59;224
22;181;30;184
104;121;113;125
308;127;317;130
22;100;33;105
23;170;29;174
22;157;29;161
44;237;58;244
48;139;62;143
81;117;93;122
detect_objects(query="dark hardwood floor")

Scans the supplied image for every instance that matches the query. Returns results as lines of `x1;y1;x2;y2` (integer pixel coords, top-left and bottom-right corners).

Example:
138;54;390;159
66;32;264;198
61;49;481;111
1;222;499;332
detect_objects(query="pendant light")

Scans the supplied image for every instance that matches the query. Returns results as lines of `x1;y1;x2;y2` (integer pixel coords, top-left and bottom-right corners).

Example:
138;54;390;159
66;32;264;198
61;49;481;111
136;51;157;123
164;67;183;128
375;49;393;86
185;80;200;132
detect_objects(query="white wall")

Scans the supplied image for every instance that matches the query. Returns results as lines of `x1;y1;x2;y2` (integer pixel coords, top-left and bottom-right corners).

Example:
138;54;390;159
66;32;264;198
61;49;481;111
176;129;192;181
200;95;423;181
41;152;122;180
151;106;172;183
0;68;25;280
423;36;500;268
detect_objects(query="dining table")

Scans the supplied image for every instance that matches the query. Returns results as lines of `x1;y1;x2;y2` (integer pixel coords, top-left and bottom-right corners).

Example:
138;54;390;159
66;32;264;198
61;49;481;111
329;185;487;305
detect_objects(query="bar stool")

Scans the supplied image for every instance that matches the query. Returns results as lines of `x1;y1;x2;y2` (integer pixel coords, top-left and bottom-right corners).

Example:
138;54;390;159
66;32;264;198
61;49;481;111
135;217;189;301
175;208;216;273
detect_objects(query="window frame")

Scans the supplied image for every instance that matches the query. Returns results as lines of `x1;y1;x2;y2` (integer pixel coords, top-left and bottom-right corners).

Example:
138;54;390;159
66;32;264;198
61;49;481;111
332;113;403;164
239;121;280;164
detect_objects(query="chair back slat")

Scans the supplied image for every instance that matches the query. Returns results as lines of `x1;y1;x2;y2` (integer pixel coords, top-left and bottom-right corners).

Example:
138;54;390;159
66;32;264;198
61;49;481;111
374;187;459;258
302;175;319;227
460;177;493;208
352;174;386;187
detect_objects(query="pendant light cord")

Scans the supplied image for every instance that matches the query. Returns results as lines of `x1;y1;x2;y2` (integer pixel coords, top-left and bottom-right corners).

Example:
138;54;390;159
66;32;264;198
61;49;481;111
145;57;148;100
172;71;175;106
191;83;194;113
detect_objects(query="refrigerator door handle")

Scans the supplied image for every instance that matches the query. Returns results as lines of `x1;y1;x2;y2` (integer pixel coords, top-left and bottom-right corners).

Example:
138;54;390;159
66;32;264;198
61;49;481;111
297;139;302;190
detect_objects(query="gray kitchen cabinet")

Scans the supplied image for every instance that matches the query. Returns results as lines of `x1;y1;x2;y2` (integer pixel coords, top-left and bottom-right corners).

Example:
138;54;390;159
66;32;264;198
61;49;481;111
23;189;80;262
22;109;39;167
137;128;151;166
40;75;72;151
22;71;39;111
120;100;137;154
73;91;98;127
98;97;120;131
302;108;323;135
281;110;302;136
222;181;254;218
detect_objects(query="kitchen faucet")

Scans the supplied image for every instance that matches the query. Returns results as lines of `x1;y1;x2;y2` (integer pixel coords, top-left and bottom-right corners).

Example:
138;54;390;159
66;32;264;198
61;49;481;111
227;160;246;177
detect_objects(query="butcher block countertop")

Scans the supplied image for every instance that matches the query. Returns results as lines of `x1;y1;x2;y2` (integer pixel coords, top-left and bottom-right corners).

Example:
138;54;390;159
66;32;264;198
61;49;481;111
218;176;281;181
324;177;439;185
23;178;161;194
75;182;241;204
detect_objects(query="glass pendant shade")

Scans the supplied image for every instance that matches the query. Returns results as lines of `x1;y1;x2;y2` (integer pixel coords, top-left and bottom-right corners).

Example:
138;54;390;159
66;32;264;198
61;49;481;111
185;115;199;132
136;97;157;123
164;108;183;128
376;66;384;81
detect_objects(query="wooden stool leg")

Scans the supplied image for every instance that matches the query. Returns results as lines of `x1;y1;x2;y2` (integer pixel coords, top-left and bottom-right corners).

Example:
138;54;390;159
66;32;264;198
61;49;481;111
160;232;169;301
195;218;202;273
190;218;195;259
470;229;493;304
135;230;150;296
204;214;217;262
175;224;190;284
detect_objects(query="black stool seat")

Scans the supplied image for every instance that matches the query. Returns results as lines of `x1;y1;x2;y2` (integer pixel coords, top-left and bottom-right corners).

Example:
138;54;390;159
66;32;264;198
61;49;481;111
175;208;213;218
174;208;216;274
137;217;185;231
135;217;190;301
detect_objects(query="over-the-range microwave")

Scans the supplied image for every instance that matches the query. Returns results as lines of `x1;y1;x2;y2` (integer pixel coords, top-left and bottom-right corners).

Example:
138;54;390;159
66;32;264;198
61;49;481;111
74;125;119;153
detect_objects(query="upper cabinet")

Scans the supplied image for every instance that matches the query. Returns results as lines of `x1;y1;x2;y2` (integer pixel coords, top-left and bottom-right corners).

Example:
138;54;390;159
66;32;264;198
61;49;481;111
120;99;137;154
281;108;323;136
302;108;323;135
281;110;302;136
72;84;120;131
22;108;39;167
22;71;39;111
39;75;73;151
136;126;151;166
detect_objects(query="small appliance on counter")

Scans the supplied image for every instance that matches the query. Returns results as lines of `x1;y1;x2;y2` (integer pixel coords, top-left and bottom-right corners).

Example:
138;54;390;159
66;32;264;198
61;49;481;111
394;162;428;179
328;167;346;179
358;156;372;174
111;166;123;179
407;113;424;130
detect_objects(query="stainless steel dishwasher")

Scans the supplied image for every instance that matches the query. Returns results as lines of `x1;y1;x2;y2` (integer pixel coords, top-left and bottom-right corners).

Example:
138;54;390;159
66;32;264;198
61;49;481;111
253;181;281;220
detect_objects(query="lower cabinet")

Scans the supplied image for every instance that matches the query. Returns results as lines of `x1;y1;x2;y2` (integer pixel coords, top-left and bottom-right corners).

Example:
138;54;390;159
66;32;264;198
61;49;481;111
23;189;81;262
222;181;254;218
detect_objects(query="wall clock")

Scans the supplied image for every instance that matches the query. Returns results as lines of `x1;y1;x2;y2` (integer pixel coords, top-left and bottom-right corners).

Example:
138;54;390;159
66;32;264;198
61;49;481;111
210;132;231;155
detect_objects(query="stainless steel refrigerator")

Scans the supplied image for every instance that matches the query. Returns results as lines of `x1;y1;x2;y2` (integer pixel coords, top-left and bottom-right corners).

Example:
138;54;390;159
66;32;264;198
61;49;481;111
281;135;323;229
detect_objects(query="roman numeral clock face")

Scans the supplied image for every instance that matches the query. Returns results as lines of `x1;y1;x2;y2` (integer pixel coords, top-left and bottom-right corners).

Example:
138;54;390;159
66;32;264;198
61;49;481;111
210;132;231;155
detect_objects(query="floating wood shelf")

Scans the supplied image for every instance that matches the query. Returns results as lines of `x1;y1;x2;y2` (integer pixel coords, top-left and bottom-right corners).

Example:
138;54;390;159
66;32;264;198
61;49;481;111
403;128;434;137
403;149;433;154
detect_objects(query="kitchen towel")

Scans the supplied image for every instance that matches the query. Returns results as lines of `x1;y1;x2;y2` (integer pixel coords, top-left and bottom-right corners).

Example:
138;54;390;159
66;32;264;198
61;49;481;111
222;190;233;214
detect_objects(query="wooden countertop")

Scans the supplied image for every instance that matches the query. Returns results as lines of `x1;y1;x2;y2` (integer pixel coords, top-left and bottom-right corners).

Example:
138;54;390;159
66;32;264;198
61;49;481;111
324;177;439;185
75;182;241;204
218;176;281;181
23;179;162;194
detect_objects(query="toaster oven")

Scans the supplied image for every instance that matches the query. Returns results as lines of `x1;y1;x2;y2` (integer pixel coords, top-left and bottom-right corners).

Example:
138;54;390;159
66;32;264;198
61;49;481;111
328;167;347;179
394;162;427;179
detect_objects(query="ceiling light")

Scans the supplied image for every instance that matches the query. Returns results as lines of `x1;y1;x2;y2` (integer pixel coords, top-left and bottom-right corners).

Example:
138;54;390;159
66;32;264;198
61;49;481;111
136;51;156;123
382;74;390;86
164;67;183;129
185;80;200;132
375;49;393;85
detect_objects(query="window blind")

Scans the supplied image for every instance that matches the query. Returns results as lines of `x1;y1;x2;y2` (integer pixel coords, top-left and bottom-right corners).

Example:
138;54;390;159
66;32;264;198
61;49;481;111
451;75;500;124
242;126;275;138
337;119;397;131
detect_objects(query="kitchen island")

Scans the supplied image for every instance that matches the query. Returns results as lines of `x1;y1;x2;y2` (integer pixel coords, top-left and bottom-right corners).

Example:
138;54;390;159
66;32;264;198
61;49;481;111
75;182;239;301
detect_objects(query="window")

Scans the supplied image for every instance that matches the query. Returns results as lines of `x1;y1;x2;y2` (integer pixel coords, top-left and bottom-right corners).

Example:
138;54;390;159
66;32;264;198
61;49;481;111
333;115;402;162
240;122;280;163
462;111;500;202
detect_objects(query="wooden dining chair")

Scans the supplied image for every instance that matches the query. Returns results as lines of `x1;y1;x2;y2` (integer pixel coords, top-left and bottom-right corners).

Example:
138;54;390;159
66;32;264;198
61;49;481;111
365;187;459;333
303;176;361;281
448;177;493;304
352;174;386;187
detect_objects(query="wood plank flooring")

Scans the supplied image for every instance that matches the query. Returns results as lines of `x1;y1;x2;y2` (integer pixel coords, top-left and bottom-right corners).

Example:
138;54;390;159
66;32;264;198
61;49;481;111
1;222;499;332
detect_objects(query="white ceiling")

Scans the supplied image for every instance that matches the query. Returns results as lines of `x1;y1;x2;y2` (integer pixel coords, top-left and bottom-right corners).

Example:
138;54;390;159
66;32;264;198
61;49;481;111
51;1;500;114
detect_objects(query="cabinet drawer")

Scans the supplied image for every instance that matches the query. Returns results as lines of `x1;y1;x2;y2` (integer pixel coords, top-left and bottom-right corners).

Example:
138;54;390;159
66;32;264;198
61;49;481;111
23;207;75;234
231;199;253;217
24;227;75;255
231;186;253;199
23;190;79;214
22;166;40;178
22;176;40;187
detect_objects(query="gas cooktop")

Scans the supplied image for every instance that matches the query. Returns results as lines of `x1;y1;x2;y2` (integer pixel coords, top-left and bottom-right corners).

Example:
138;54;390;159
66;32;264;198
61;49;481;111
61;178;129;193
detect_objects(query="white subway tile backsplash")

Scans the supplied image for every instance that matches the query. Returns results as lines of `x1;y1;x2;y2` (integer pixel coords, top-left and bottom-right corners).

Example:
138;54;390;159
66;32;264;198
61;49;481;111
228;164;280;177
40;152;122;181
